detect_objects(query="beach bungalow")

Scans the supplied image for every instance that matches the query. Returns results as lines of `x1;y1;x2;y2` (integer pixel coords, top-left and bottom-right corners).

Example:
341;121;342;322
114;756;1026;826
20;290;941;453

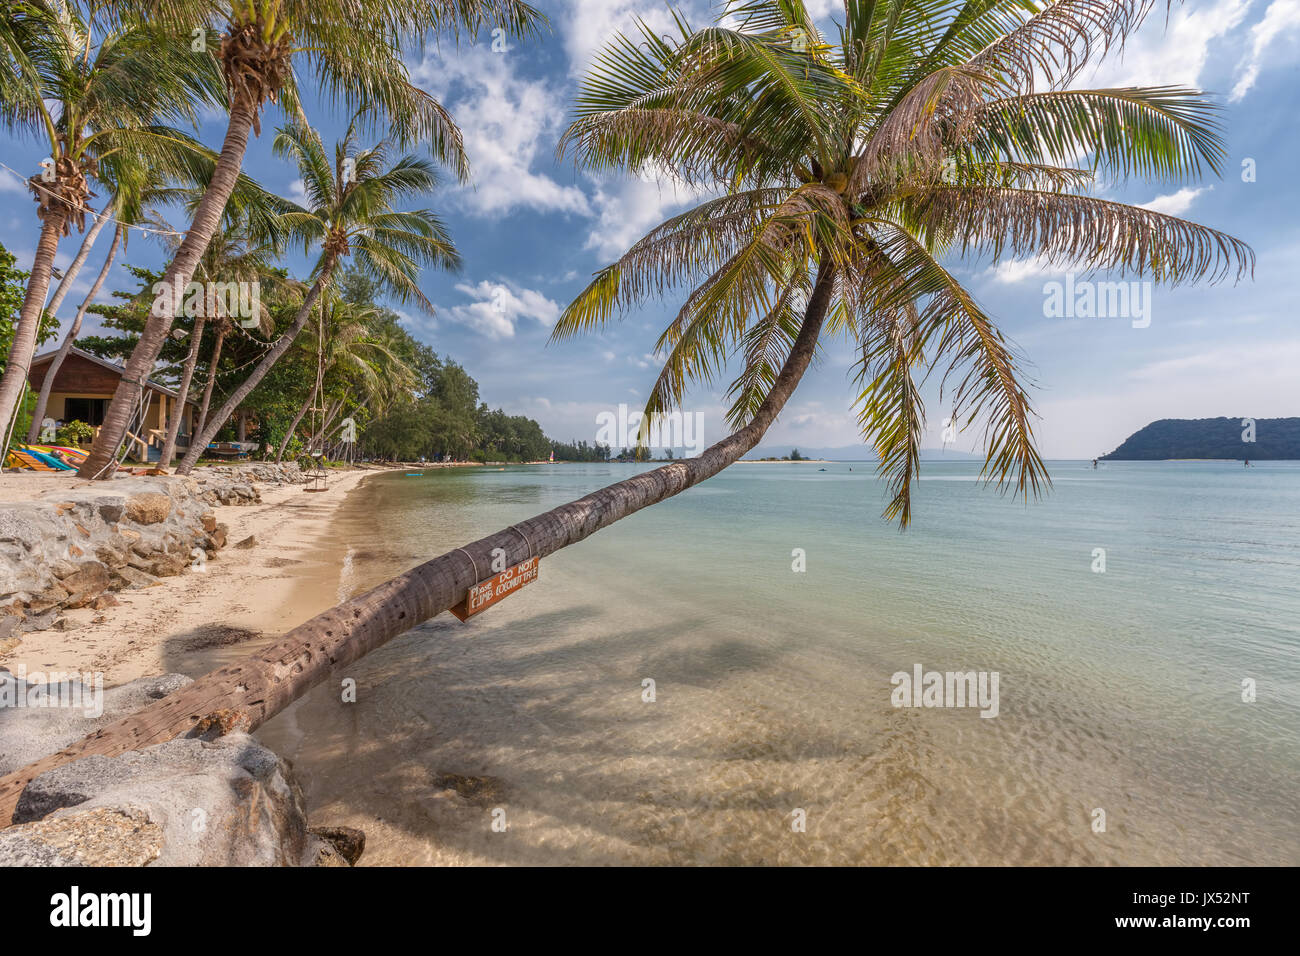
26;346;197;462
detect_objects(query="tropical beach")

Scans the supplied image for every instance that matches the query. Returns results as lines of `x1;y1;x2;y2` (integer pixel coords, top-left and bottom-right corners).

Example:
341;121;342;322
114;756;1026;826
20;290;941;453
0;0;1296;924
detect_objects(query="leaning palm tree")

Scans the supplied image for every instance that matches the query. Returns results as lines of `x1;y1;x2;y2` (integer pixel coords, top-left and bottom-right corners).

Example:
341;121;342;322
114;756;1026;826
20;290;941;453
0;0;1257;822
274;295;416;462
555;0;1254;523
157;200;287;467
174;116;459;473
26;161;187;441
78;0;546;478
0;1;226;450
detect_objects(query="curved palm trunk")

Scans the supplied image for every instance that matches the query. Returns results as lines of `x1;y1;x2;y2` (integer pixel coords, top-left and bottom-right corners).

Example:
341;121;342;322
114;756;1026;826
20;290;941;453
176;260;337;475
0;262;836;825
0;209;68;444
76;98;258;479
195;322;228;437
43;206;110;320
27;224;123;441
276;380;318;463
158;316;206;468
0;208;72;442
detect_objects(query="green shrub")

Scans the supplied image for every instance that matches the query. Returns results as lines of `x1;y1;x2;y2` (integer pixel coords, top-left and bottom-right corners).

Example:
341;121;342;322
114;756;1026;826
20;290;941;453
55;419;95;446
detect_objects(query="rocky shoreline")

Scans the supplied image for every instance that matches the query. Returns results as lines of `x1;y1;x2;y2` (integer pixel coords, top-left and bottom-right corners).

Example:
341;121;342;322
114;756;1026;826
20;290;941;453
1;463;308;649
0;463;379;866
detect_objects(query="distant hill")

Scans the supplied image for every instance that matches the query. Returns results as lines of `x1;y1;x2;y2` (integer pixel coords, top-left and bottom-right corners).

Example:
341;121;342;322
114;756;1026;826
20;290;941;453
745;444;981;461
1101;417;1300;460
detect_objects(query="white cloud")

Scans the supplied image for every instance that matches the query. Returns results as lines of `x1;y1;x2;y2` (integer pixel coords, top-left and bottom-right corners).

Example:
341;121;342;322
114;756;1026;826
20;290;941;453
989;255;1058;285
285;178;307;205
0;168;26;194
559;0;704;78
1139;186;1211;216
440;279;560;339
583;174;713;260
1085;0;1251;88
409;48;588;218
1231;0;1300;100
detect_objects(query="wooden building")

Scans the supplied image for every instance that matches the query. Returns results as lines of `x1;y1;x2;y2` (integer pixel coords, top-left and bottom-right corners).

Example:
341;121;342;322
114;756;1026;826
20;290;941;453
27;347;197;461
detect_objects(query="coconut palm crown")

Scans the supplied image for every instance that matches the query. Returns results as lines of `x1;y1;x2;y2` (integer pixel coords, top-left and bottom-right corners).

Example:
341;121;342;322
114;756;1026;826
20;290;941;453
555;0;1253;525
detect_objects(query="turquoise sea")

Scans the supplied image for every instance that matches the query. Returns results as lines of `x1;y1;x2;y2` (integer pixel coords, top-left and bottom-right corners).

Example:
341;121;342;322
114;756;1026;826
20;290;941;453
254;459;1300;865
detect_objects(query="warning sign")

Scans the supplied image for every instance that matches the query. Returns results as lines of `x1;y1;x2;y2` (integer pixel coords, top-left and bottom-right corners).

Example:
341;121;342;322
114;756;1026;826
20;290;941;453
448;556;539;621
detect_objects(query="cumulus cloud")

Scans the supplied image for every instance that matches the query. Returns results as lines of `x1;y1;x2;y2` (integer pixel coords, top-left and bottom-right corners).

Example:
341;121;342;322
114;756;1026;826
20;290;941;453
409;48;589;218
1231;0;1300;100
1084;0;1251;89
1139;186;1211;216
440;279;561;339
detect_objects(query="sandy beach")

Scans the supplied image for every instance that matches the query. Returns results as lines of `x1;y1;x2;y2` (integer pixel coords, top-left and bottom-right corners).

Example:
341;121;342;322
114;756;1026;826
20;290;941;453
2;468;374;686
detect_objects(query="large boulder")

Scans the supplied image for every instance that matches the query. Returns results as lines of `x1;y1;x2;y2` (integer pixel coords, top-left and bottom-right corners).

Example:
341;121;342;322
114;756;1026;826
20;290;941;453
0;671;354;866
3;734;319;866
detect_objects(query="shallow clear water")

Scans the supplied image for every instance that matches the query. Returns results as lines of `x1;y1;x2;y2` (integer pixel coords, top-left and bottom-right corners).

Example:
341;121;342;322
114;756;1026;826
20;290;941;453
253;460;1300;865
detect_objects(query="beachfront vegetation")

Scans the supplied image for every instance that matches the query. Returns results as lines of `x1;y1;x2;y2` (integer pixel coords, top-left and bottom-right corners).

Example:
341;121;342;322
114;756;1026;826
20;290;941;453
63;0;546;478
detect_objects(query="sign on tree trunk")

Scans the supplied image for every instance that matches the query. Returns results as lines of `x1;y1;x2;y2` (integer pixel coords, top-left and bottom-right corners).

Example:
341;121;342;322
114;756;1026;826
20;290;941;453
448;556;539;621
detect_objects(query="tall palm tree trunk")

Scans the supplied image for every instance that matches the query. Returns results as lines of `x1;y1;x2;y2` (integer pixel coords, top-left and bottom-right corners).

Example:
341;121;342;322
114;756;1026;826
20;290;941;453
176;259;338;474
158;316;206;468
27;224;123;441
277;379;318;463
0;261;835;825
42;206;110;321
195;321;228;437
0;208;69;444
76;99;258;479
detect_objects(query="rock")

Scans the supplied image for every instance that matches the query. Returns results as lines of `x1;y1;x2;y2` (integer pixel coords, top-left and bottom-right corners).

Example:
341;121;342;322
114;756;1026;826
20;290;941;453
3;733;318;866
149;552;190;578
234;534;257;550
92;594;119;611
0;507;44;552
0;673;192;776
308;825;366;865
124;492;172;525
94;497;126;524
430;772;506;806
59;562;110;609
201;513;217;533
26;583;69;614
0;806;163;866
110;565;161;591
93;545;127;569
49;559;79;580
209;524;228;550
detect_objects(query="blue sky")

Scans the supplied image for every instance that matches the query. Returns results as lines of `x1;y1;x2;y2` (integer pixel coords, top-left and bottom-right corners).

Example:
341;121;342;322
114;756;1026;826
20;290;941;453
3;0;1298;459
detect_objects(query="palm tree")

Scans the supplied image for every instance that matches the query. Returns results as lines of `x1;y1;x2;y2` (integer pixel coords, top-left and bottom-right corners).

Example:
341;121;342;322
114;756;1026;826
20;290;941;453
78;0;546;478
0;0;1256;817
275;295;416;462
555;0;1254;523
174;116;459;473
27;162;186;441
157;207;284;467
0;1;226;450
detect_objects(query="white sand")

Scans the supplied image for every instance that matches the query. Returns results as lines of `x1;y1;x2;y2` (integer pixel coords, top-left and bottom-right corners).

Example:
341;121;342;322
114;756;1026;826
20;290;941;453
3;469;375;684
